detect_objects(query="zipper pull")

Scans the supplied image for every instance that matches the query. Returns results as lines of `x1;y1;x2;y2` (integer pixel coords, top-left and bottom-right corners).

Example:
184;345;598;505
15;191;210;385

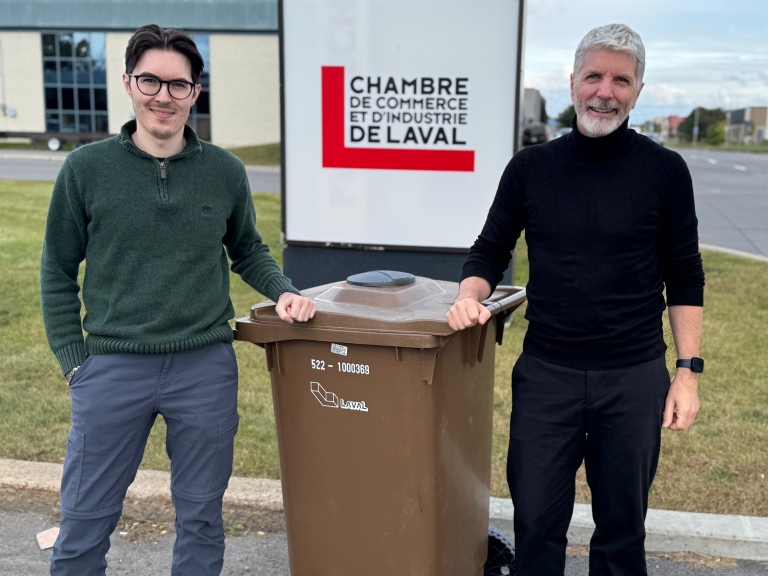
159;161;166;179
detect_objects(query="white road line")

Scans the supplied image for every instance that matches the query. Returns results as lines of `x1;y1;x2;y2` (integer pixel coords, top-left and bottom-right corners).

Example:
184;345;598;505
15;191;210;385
707;158;717;165
733;165;747;171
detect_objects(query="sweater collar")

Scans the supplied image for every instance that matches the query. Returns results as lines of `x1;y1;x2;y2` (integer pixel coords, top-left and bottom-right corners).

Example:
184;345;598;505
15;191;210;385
566;114;630;162
118;120;202;159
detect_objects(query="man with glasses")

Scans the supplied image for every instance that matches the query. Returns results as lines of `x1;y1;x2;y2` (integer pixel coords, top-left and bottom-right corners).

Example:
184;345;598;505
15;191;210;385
41;24;315;575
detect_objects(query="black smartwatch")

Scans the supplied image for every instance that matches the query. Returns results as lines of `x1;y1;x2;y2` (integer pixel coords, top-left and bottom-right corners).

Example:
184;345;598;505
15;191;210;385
676;357;704;373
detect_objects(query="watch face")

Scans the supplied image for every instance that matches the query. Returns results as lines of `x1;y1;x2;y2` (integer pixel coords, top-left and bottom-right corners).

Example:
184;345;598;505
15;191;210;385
691;357;704;373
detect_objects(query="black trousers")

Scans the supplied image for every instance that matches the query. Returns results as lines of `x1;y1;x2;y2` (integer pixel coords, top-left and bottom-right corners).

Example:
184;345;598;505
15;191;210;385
507;352;671;576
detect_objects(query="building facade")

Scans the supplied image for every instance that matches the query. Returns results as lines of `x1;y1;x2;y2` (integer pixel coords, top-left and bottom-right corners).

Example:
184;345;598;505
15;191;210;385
642;115;685;141
726;107;768;145
0;0;280;147
521;88;547;126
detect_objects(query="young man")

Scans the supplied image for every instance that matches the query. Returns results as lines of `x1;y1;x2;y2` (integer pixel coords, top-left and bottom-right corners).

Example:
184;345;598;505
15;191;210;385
41;25;315;575
447;24;705;575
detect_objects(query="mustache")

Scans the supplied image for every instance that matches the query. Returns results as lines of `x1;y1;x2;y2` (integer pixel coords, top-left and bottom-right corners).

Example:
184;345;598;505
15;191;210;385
586;98;622;111
147;103;176;110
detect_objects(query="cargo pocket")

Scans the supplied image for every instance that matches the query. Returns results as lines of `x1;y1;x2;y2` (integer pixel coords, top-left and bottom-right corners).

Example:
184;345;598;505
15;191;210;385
209;413;240;491
61;428;85;509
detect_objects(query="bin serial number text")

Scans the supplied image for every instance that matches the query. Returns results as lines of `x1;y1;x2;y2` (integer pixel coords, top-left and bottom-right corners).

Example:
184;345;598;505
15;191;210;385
311;360;370;375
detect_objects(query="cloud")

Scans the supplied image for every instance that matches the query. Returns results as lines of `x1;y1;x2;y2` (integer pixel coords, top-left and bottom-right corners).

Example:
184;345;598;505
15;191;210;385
640;84;691;106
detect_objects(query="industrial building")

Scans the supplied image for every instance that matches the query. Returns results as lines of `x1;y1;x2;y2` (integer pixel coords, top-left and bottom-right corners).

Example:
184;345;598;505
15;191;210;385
726;107;767;145
0;0;280;147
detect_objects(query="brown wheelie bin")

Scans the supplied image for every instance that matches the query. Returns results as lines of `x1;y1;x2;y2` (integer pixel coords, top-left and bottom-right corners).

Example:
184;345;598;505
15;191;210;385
234;271;526;576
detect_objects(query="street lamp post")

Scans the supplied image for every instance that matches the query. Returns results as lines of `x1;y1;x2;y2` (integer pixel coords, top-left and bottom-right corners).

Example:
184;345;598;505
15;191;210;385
693;107;700;147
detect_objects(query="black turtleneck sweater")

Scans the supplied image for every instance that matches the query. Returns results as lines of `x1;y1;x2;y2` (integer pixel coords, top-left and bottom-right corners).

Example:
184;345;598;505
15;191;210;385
462;117;704;370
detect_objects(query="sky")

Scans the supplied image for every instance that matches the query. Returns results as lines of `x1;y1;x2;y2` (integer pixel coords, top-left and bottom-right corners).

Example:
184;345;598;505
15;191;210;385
523;0;768;124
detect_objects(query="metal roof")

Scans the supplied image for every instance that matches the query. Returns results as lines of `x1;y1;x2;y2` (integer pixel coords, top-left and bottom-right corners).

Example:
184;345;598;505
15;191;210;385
0;0;278;32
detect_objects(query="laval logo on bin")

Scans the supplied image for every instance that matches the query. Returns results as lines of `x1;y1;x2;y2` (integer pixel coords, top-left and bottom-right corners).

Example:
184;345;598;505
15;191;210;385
311;382;369;413
321;66;475;172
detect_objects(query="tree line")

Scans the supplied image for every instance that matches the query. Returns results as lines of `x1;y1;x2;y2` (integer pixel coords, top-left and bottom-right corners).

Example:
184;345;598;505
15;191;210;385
554;105;726;144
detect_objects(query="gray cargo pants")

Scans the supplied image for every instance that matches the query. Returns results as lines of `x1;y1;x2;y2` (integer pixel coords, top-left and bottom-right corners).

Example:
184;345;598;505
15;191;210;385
50;342;240;576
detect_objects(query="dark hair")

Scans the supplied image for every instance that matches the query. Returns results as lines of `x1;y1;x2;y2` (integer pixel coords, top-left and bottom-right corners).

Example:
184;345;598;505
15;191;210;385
125;24;204;84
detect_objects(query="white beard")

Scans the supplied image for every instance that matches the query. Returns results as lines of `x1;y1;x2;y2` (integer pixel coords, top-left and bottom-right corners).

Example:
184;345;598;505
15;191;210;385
574;97;632;137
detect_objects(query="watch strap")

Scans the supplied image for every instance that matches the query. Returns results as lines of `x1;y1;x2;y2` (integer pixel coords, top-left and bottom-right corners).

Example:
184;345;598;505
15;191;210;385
676;357;704;373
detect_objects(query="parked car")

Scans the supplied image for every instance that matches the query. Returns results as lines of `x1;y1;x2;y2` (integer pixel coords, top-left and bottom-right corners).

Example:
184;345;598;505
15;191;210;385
522;123;548;146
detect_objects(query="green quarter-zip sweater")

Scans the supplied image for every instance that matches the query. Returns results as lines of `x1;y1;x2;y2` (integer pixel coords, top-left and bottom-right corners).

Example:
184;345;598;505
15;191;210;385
41;121;297;375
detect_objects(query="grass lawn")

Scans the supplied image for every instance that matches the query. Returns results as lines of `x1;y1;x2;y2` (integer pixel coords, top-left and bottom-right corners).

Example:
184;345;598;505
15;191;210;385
226;143;280;166
1;180;767;516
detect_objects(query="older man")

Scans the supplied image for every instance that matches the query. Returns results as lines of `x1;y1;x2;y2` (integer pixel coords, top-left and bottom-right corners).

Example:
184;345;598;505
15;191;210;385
447;24;704;575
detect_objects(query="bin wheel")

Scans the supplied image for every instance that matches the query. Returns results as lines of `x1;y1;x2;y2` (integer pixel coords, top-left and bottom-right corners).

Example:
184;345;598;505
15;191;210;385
484;527;515;575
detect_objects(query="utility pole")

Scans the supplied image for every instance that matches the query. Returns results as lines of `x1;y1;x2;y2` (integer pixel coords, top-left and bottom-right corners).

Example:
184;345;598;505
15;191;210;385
692;107;700;147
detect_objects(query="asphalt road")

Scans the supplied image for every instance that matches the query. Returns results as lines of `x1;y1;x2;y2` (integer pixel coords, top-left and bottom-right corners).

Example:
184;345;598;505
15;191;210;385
0;511;290;576
676;148;768;257
2;510;767;576
1;147;766;257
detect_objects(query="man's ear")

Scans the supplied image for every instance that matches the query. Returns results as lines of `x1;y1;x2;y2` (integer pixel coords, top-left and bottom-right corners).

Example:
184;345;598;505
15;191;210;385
123;73;133;98
631;82;645;110
570;73;575;102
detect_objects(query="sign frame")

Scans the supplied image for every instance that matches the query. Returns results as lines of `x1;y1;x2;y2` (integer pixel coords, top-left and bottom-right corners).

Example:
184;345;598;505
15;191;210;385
278;0;527;255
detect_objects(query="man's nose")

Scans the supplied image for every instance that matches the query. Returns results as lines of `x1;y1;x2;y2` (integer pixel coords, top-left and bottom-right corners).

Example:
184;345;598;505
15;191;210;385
153;84;173;102
595;78;613;100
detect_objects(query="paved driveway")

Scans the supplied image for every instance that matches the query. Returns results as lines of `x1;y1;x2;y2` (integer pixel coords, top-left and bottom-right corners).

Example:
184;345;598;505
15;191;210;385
3;510;767;576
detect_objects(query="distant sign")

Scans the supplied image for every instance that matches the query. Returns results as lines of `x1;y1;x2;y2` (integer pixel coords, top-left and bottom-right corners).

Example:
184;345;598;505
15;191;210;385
281;0;524;251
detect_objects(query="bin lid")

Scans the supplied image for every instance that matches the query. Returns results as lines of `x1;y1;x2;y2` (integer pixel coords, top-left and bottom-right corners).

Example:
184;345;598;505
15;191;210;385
235;274;526;348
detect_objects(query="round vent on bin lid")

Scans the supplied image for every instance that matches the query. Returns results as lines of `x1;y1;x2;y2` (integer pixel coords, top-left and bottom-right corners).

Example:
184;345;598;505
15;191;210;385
346;271;416;287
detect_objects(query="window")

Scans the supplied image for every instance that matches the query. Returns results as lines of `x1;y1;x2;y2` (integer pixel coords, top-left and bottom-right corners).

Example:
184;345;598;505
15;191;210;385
42;32;108;133
187;35;211;141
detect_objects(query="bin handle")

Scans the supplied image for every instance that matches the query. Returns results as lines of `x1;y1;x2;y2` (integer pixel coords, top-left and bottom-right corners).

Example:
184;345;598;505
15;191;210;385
482;288;527;347
462;322;490;366
482;289;526;316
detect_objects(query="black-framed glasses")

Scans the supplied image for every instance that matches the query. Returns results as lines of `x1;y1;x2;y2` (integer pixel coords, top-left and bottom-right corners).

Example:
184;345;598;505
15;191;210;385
129;74;196;100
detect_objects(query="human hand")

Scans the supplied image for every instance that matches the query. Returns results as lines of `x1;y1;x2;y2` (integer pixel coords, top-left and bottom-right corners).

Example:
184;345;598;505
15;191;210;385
446;298;491;332
275;292;316;324
662;371;700;430
65;367;78;384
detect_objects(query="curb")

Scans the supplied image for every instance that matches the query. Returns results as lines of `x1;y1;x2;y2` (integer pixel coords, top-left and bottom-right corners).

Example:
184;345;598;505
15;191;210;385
700;244;768;263
0;458;285;532
490;498;768;561
0;152;280;171
244;164;280;173
3;459;767;560
0;151;69;162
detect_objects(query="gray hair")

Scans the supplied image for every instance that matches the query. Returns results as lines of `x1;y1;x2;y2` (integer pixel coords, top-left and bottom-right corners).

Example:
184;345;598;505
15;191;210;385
573;24;646;83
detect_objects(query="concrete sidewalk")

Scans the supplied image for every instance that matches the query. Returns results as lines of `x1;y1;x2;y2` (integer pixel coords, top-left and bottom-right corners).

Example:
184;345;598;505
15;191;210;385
2;458;767;561
0;150;69;162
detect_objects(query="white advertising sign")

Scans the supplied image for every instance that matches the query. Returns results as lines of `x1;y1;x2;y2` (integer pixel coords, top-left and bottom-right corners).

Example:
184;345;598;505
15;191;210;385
281;0;522;251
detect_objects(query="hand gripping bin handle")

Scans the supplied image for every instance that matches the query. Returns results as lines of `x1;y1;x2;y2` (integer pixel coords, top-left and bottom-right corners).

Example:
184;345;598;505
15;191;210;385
458;289;526;367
